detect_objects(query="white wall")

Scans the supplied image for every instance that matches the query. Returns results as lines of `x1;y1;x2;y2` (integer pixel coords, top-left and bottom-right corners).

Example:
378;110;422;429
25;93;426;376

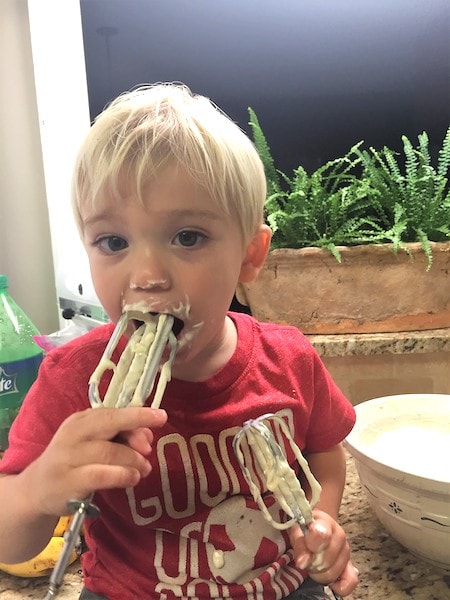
0;0;92;334
0;0;57;333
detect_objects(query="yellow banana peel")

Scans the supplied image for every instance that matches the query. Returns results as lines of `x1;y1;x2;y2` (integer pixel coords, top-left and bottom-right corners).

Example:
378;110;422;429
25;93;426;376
52;515;73;537
0;535;78;578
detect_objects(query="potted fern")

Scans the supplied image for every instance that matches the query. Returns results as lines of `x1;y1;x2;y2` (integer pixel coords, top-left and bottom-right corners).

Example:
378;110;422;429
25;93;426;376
237;110;450;334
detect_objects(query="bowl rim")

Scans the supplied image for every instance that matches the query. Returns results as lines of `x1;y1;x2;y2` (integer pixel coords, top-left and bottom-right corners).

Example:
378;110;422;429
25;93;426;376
345;393;450;489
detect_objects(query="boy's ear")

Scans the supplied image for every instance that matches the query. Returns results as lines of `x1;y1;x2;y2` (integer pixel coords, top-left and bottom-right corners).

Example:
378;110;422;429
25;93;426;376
238;224;272;283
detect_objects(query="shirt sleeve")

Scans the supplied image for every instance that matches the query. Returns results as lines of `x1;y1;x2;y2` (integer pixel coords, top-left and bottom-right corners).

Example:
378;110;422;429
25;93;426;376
302;347;356;453
0;340;94;475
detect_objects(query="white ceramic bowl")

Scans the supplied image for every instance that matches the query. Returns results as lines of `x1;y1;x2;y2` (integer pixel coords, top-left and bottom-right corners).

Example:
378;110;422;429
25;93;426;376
344;394;450;571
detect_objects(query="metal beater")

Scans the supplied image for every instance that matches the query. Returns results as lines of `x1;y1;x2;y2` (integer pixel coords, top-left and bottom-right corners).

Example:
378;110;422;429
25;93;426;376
233;413;343;600
44;312;178;599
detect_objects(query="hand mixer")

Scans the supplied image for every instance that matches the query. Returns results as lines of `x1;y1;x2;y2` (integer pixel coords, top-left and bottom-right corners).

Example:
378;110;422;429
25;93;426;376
233;413;343;600
44;311;178;599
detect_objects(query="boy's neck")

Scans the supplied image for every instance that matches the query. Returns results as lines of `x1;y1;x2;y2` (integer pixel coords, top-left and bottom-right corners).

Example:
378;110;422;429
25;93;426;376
171;315;237;382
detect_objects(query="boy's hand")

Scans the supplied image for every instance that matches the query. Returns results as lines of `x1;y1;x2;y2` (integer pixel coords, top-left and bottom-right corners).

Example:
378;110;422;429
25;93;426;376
289;509;359;597
27;407;167;517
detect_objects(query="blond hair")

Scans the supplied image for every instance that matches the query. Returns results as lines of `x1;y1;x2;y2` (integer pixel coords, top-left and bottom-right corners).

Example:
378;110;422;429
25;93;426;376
71;83;267;243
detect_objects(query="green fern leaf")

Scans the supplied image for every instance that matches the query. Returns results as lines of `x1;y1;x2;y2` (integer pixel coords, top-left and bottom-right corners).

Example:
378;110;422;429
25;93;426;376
438;127;450;177
248;107;280;196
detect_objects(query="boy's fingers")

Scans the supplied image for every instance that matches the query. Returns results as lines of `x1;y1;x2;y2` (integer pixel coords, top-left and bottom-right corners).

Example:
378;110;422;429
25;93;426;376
288;523;308;555
62;407;167;441
329;561;359;597
303;520;331;554
118;427;154;454
289;522;330;571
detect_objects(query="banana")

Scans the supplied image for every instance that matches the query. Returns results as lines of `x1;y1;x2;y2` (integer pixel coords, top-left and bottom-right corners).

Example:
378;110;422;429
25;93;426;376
0;536;78;578
53;514;73;537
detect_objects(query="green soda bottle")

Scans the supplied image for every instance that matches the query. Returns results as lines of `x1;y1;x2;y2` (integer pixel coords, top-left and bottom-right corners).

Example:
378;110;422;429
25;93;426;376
0;274;43;451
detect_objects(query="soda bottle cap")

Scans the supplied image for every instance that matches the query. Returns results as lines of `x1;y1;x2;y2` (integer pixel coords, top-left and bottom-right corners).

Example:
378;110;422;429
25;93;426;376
0;275;7;289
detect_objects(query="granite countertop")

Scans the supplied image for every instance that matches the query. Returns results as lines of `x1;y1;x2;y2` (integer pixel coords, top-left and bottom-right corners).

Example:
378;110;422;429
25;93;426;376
308;327;450;358
1;453;448;600
339;454;450;600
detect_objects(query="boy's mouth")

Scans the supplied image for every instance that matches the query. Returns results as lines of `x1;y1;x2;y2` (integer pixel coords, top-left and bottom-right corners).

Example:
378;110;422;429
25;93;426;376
132;312;185;338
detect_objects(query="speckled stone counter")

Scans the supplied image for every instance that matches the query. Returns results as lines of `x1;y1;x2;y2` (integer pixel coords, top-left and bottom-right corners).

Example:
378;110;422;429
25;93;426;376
339;454;450;599
308;327;450;358
306;328;450;403
1;453;448;599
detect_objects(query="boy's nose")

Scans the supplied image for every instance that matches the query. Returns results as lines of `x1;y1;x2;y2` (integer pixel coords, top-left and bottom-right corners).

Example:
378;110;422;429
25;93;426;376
129;251;170;291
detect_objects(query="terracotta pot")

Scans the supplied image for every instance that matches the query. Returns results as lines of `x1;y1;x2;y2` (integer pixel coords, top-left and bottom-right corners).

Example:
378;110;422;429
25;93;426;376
237;242;450;334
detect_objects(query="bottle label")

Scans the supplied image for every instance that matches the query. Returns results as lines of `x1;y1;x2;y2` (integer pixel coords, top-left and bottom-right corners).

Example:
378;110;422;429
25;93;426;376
0;366;18;395
0;354;43;450
0;354;43;409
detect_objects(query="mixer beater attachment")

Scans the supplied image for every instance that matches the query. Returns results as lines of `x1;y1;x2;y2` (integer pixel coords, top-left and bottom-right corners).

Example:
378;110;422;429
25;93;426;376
44;311;178;599
233;414;343;600
233;413;321;531
89;311;177;409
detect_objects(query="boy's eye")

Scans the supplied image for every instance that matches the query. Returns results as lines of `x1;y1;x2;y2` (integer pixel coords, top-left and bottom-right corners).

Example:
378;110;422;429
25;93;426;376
174;230;206;248
95;236;128;253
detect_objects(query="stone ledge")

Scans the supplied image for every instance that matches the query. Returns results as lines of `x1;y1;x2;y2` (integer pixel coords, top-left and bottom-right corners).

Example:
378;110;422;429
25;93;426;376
308;327;450;358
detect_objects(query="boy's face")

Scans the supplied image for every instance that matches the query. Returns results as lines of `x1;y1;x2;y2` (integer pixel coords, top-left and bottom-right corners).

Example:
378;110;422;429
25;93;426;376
80;166;270;381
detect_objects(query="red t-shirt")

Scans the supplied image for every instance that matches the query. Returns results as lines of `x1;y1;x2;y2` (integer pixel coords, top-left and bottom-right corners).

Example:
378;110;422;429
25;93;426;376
0;312;355;599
